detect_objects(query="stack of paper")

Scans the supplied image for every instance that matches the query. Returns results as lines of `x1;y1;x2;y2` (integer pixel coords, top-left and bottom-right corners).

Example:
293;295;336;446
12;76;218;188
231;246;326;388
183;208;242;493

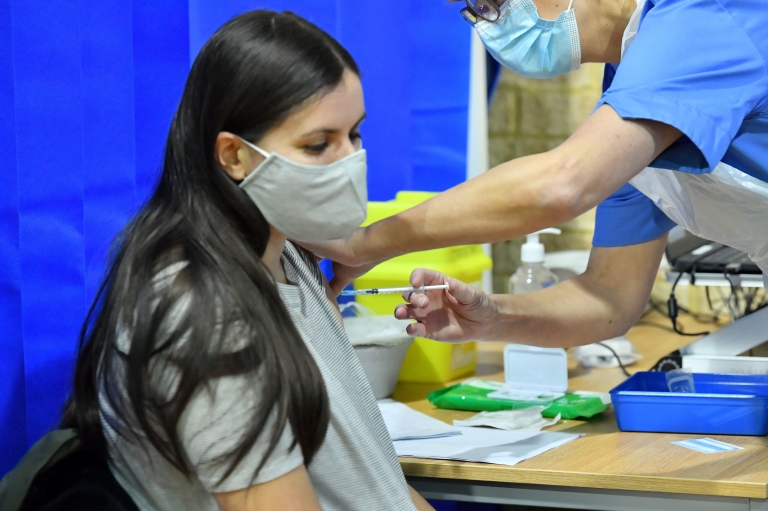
378;400;582;467
392;427;580;466
377;400;460;441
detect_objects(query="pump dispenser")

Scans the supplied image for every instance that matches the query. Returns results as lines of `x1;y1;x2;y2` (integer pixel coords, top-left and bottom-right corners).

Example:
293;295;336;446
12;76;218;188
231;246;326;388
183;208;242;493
509;228;561;294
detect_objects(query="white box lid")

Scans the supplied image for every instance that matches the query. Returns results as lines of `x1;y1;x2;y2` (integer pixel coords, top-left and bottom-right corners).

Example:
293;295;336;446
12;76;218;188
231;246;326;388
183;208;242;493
503;344;568;393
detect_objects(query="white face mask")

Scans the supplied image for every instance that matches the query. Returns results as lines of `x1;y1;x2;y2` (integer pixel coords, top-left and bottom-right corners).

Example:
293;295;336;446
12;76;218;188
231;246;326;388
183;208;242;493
237;138;368;242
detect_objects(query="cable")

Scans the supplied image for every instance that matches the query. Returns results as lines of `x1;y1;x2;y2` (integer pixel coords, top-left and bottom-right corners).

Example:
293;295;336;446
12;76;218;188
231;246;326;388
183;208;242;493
668;269;709;336
666;246;730;337
723;265;742;320
735;282;768;318
752;294;768;314
717;285;737;322
653;244;765;331
705;286;714;311
744;287;755;314
667;294;710;336
596;342;632;377
648;296;724;324
702;286;728;321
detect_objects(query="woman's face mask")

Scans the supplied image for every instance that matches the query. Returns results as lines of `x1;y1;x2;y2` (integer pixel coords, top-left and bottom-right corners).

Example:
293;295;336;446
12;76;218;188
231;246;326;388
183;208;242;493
473;0;581;79
237;138;368;243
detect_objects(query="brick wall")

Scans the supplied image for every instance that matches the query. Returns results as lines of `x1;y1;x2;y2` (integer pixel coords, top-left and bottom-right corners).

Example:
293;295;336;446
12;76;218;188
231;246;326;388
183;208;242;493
488;63;605;293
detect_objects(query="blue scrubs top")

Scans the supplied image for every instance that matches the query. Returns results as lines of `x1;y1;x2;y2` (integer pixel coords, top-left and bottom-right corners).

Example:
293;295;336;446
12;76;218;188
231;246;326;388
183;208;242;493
592;0;768;247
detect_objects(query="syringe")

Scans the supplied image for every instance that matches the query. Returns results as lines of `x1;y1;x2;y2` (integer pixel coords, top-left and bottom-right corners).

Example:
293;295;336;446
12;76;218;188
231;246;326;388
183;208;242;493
341;284;449;296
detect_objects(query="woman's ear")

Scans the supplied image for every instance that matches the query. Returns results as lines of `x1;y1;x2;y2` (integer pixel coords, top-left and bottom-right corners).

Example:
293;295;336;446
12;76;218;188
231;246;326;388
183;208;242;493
216;132;258;181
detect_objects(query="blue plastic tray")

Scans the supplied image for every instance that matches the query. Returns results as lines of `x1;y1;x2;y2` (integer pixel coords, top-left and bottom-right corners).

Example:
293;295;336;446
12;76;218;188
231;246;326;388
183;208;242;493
610;372;768;436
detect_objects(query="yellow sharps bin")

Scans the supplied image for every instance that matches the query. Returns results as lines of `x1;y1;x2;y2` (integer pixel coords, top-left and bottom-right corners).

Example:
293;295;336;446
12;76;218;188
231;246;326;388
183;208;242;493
355;191;492;383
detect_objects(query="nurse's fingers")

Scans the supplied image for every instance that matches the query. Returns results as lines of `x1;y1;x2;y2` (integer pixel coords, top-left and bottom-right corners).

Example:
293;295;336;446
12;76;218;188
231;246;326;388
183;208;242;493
393;305;424;336
395;303;420;319
396;301;445;328
402;290;429;307
402;268;454;307
409;268;448;289
405;321;427;338
442;278;482;306
407;273;483;308
395;303;425;321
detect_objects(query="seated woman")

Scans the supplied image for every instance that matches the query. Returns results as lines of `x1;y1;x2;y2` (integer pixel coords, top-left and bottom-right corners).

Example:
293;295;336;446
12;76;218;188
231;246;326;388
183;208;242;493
61;10;432;511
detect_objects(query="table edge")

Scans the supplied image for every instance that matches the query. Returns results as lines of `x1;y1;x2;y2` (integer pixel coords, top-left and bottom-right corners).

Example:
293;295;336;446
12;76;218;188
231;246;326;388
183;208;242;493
399;458;768;499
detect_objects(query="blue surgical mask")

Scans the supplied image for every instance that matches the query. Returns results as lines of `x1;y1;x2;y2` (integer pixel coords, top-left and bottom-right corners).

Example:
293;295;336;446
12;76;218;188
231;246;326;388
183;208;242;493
474;0;581;79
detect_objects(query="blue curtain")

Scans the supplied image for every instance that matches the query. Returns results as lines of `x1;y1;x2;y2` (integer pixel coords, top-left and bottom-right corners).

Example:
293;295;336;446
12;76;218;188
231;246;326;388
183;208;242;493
188;0;472;199
0;0;471;475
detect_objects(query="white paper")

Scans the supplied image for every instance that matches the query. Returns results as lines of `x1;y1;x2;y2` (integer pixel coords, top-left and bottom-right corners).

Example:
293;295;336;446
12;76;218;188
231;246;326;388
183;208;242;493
453;409;561;431
377;399;460;441
377;400;582;467
571;390;612;405
393;427;582;467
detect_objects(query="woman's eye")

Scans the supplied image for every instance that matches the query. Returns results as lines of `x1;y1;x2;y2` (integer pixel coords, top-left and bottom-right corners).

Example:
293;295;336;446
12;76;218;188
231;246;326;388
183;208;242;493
350;132;362;142
304;142;329;154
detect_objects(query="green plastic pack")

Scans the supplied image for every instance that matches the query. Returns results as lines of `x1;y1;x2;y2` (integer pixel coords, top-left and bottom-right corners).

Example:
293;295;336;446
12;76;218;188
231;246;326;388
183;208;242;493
427;379;609;420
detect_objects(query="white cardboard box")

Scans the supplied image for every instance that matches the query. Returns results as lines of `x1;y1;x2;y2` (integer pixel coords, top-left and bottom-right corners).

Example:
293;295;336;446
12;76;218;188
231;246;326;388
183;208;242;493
683;355;768;375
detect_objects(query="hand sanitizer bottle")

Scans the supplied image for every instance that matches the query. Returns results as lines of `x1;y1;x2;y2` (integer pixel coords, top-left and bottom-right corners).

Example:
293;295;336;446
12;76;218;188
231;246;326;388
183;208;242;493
509;228;561;294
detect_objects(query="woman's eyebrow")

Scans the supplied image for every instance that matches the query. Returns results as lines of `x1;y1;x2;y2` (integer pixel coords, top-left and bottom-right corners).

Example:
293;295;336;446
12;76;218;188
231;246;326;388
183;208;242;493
300;113;367;137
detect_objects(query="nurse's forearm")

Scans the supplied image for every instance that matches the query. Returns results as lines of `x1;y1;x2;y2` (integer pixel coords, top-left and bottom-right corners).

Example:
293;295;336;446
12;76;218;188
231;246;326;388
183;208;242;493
484;238;666;347
354;106;680;264
487;278;641;346
356;151;572;261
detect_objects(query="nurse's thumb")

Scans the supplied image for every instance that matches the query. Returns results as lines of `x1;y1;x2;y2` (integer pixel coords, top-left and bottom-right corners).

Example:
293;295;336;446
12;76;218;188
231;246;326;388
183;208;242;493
446;279;482;307
329;275;352;296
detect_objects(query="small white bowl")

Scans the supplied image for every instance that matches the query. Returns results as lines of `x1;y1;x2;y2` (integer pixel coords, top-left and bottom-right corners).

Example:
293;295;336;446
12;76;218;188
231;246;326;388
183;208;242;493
344;315;413;399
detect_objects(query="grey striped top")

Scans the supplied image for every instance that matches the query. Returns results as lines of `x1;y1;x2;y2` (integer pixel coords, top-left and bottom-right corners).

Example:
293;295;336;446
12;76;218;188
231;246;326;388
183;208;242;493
100;242;416;510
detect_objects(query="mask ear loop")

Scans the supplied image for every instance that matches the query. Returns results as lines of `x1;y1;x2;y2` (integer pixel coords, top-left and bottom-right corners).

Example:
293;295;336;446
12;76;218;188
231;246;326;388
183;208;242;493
238;136;271;159
566;0;581;71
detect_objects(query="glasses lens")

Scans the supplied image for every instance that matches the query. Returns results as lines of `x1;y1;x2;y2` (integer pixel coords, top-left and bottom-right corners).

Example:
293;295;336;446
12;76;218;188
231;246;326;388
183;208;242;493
467;0;500;21
460;7;478;25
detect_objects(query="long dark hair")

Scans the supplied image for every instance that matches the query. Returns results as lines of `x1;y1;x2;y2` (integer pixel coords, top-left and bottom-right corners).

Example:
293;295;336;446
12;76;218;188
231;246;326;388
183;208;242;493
61;10;359;483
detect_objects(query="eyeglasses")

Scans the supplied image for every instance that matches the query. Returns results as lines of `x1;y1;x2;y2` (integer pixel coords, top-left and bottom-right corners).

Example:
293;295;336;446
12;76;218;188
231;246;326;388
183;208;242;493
460;0;503;25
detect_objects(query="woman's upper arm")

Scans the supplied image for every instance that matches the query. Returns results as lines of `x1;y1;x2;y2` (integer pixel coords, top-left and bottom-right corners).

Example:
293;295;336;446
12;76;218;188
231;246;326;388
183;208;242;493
213;464;321;511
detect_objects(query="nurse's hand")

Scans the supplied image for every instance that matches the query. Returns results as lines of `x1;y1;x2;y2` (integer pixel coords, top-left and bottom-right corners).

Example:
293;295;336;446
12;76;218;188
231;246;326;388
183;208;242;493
327;257;378;296
299;232;378;295
394;269;498;342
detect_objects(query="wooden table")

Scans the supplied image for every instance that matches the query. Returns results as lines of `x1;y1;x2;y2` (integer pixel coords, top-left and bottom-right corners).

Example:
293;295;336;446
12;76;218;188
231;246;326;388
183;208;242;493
393;313;768;511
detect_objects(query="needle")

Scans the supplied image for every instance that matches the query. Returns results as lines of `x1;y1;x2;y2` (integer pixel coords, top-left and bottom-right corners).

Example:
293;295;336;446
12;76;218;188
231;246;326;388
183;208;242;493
340;284;449;296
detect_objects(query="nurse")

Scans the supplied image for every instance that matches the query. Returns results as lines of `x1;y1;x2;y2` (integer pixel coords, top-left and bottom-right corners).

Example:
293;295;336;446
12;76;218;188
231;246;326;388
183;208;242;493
307;0;768;347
